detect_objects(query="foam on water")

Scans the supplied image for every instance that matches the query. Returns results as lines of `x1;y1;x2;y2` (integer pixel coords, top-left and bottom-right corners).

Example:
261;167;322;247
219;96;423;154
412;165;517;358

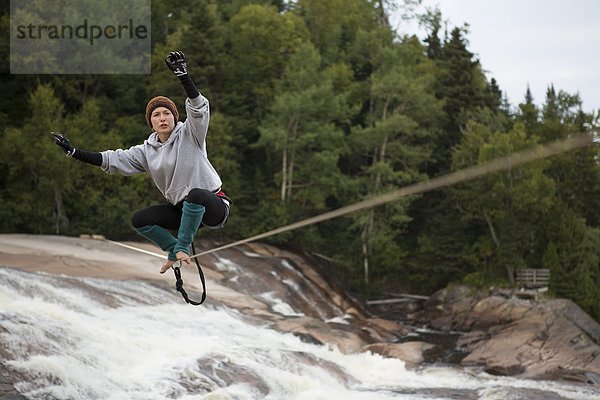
259;292;305;317
0;268;597;400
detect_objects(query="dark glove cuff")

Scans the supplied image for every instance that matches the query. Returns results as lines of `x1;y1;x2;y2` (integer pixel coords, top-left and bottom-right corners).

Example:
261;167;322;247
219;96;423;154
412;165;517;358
72;149;102;166
178;74;200;99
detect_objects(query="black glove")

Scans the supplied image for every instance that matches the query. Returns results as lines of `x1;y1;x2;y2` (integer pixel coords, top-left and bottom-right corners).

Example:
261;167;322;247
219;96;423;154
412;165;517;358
165;51;188;78
165;51;200;99
51;132;76;157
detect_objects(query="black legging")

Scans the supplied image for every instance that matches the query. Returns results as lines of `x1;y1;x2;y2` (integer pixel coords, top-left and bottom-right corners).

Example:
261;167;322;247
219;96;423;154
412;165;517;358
131;188;228;230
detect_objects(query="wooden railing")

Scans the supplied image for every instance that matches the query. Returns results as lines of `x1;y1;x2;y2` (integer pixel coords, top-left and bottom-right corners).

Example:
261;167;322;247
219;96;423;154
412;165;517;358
516;268;550;288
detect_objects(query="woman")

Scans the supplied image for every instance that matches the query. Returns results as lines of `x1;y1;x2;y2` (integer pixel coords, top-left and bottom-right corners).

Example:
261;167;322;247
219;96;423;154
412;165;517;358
52;51;230;274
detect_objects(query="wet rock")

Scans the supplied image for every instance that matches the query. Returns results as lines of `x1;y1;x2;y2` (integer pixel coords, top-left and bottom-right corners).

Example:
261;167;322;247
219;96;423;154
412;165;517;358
242;243;371;319
0;350;27;400
362;342;435;368
419;284;480;331
0;376;26;400
357;318;413;342
366;298;425;321
202;243;359;322
383;387;479;400
282;350;357;385
420;288;600;382
541;369;600;385
456;330;489;348
0;395;28;400
426;284;476;310
274;317;366;353
184;354;270;397
478;386;574;400
201;243;417;357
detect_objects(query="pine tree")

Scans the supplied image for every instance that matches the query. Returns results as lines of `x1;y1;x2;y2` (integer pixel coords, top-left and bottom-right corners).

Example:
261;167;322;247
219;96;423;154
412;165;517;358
544;203;600;319
517;86;539;136
422;8;442;60
540;88;599;226
428;26;491;174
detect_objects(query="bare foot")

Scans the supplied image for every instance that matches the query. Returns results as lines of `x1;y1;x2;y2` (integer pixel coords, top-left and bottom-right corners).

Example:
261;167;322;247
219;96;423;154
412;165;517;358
160;259;176;274
176;251;191;265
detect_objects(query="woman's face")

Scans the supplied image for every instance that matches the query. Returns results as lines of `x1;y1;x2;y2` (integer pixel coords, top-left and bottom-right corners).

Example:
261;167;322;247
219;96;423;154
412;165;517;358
151;107;176;137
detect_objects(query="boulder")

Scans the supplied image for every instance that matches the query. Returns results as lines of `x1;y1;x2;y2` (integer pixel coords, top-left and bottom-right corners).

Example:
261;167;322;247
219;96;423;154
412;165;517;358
358;318;413;342
274;317;367;353
419;284;480;331
427;291;600;383
362;342;435;368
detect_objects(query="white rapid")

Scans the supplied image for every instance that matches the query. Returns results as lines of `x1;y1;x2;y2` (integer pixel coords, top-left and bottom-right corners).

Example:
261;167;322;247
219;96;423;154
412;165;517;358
0;267;598;400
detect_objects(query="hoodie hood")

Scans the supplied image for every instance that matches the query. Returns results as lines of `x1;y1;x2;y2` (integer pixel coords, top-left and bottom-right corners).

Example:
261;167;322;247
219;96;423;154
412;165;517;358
146;121;184;148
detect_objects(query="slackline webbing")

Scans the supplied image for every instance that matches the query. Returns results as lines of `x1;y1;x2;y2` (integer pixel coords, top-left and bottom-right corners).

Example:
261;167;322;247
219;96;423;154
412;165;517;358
181;133;595;262
97;133;595;306
105;240;167;259
102;239;207;305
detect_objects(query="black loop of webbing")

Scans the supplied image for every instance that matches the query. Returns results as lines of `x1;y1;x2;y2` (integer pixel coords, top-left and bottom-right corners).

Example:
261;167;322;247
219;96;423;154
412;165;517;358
172;242;206;306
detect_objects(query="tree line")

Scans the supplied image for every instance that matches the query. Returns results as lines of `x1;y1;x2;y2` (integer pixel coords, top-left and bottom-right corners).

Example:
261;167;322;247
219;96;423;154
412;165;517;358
1;0;598;319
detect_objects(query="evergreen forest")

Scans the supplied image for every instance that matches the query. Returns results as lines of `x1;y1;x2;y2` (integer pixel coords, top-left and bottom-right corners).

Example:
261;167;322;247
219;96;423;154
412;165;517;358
1;0;599;319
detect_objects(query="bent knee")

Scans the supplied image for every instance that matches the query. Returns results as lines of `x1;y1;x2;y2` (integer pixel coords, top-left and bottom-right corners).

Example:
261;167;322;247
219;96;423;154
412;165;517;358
186;188;213;205
131;210;147;228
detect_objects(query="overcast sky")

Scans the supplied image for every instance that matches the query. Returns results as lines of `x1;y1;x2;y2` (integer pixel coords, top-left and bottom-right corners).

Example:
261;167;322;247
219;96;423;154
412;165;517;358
392;0;600;113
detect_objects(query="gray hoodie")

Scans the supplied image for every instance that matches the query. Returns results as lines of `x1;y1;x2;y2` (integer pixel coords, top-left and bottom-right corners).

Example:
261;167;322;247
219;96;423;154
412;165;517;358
101;95;222;205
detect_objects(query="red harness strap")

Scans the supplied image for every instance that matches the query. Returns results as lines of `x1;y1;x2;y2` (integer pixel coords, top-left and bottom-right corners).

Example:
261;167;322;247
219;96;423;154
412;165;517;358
215;190;232;204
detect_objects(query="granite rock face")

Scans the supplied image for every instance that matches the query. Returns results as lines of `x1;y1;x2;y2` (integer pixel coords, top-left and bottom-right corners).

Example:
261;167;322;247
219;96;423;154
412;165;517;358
362;342;435;368
415;285;600;384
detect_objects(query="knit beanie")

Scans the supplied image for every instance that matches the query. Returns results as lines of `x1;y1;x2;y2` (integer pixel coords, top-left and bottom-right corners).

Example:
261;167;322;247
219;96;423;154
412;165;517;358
145;96;179;128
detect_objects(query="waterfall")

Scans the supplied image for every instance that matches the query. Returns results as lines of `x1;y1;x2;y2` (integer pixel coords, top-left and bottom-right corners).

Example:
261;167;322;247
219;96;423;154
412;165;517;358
1;266;596;400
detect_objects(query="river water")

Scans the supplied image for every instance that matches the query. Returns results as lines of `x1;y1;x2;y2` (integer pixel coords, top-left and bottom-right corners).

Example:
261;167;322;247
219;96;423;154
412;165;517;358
0;267;598;400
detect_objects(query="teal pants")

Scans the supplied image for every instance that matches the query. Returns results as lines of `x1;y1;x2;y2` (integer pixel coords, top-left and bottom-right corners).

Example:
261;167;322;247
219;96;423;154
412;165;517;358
135;202;206;259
